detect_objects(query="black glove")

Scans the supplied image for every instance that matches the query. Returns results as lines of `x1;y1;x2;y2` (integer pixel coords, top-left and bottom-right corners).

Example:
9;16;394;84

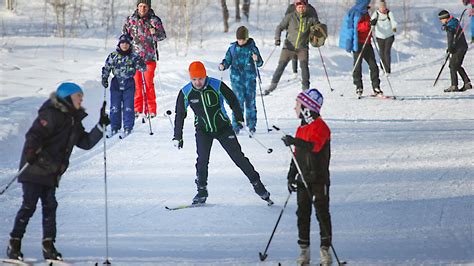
287;175;298;193
275;39;281;46
370;19;377;26
281;135;295;147
102;77;109;88
99;102;110;127
172;138;183;149
25;148;38;164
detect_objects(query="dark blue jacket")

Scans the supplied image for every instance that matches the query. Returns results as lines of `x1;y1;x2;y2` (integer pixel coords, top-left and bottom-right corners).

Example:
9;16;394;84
18;94;103;187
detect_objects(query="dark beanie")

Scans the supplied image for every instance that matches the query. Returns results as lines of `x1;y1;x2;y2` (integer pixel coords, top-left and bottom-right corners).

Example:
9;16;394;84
438;10;450;19
137;0;150;6
236;26;249;40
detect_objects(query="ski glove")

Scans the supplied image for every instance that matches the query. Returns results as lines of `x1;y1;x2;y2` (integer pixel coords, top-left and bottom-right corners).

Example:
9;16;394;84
288;175;298;193
275;39;281;46
102;77;109;88
281;135;314;150
173;138;183;149
98;102;110;127
370;19;377;26
25;148;38;164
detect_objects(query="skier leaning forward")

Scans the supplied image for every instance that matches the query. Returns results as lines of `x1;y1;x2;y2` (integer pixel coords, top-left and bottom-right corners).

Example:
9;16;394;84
172;61;273;206
281;88;333;265
6;83;110;261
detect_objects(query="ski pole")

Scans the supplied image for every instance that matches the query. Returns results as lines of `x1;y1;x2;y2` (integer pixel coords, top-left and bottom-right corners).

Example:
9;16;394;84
100;93;111;265
141;72;154;135
0;163;29;196
164;110;174;129
261;45;277;69
317;47;334;92
371;35;396;98
254;61;272;133
258;192;292;261
351;26;374;76
272;125;347;265
240;126;273;154
434;9;468;87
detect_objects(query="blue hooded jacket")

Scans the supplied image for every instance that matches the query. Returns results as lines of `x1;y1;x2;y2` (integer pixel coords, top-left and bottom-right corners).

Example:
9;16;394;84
339;0;371;52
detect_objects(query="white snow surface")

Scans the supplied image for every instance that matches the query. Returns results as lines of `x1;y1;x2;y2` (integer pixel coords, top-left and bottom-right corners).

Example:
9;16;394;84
0;1;473;265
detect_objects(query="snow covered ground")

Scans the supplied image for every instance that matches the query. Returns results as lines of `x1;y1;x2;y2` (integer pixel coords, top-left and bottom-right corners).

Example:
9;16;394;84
0;1;473;265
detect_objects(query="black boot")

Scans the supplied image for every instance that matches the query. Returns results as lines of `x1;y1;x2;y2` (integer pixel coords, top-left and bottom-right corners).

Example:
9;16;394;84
192;186;208;204
42;239;62;260
252;181;273;205
6;238;23;261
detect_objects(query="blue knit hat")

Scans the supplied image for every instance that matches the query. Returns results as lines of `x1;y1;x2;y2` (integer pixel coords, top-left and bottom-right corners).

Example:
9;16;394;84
118;34;133;45
56;82;83;99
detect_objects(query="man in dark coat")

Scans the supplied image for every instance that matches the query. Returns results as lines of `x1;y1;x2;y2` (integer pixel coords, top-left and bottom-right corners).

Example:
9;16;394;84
6;83;110;262
173;61;273;206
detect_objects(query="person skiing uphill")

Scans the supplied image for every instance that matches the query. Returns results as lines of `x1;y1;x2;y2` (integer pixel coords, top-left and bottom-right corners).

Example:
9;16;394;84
102;34;146;137
281;88;332;266
370;0;397;74
173;61;273;206
219;26;263;134
438;10;472;92
6;83;109;261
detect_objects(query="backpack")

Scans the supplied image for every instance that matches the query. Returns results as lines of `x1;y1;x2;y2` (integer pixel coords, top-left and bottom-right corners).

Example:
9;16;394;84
309;23;328;48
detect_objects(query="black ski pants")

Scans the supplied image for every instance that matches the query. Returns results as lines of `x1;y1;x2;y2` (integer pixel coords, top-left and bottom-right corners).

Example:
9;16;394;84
449;48;470;86
271;48;310;90
10;182;57;240
376;35;395;74
195;127;260;187
353;43;380;90
296;181;332;248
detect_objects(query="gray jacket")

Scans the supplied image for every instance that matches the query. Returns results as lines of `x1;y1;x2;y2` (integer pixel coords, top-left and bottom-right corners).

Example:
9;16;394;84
275;11;320;50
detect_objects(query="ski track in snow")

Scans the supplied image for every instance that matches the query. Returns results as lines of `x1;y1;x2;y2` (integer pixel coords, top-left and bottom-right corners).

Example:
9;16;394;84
1;1;473;265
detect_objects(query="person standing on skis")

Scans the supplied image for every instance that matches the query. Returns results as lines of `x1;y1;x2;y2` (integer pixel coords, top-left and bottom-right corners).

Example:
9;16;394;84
6;83;109;262
102;34;146;137
122;0;166;118
281;88;332;266
219;26;263;134
339;0;383;97
438;10;472;92
370;0;397;75
173;61;273;206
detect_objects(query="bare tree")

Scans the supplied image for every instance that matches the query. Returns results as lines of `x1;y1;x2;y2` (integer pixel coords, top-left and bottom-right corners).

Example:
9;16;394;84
49;0;67;37
5;0;14;11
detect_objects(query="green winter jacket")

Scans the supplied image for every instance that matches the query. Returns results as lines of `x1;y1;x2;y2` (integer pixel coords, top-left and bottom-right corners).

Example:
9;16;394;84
275;10;320;50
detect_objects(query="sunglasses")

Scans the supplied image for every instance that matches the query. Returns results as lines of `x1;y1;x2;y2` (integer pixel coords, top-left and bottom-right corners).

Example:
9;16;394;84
295;2;307;6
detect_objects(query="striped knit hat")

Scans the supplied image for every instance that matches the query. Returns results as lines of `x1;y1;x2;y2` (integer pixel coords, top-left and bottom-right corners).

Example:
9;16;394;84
296;88;323;113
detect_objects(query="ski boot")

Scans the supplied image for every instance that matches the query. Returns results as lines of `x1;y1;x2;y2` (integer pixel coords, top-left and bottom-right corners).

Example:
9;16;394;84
296;244;310;265
263;83;277;96
373;87;384;96
123;128;132;137
6;238;23;261
42;238;62;261
356;87;363;98
252;181;273;206
444;85;461;92
320;246;332;266
192;185;208;205
461;82;472;91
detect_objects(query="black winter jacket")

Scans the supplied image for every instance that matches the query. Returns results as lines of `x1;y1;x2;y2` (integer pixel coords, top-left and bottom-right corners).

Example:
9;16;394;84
18;94;103;187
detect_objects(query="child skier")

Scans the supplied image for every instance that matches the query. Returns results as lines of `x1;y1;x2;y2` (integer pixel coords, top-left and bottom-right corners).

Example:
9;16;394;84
219;26;263;134
438;10;472;92
6;83;109;261
102;34;146;136
281;88;332;266
173;61;273;206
